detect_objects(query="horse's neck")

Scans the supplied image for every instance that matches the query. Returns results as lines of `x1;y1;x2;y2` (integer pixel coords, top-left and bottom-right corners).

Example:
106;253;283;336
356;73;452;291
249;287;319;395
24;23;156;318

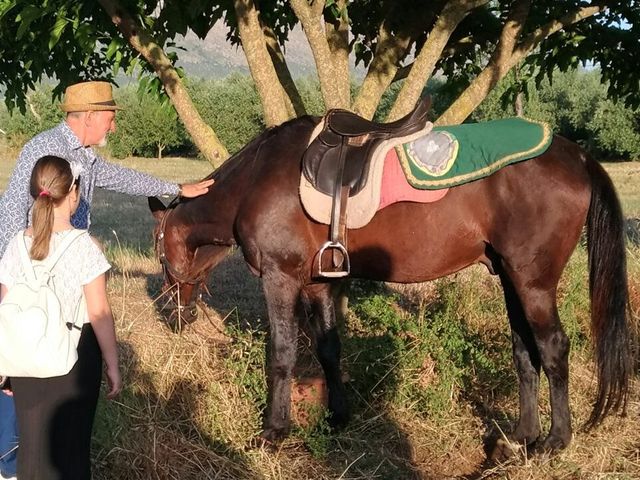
178;201;236;247
180;153;254;246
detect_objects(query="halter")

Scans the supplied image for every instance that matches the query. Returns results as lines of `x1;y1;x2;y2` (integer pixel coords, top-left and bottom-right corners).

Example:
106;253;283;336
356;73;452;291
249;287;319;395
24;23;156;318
155;206;208;315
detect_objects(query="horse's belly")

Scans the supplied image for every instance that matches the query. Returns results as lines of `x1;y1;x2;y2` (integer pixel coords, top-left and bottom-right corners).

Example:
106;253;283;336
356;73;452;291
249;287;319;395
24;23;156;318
347;203;486;283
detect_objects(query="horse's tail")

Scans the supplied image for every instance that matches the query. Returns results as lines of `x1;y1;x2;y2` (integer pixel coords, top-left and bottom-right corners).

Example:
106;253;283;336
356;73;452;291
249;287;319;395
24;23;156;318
584;157;634;429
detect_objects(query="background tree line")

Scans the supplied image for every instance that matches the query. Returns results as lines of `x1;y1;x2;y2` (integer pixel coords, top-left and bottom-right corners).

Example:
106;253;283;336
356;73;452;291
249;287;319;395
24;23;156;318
1;68;639;161
1;0;637;167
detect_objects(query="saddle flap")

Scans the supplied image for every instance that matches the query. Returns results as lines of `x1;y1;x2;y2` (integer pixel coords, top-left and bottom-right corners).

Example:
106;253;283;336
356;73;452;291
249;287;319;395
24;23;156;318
302;128;343;194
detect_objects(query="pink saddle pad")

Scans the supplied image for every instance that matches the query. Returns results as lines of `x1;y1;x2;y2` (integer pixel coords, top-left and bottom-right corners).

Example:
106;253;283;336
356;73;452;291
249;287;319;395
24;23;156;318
378;148;448;210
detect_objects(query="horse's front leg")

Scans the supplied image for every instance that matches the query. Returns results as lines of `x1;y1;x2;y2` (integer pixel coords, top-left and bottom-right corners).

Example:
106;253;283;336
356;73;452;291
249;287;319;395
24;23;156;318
260;271;301;443
303;283;349;429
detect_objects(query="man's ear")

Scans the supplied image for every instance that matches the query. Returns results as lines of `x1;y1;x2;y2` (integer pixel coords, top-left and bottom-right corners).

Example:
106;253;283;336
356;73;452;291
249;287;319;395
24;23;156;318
148;197;166;221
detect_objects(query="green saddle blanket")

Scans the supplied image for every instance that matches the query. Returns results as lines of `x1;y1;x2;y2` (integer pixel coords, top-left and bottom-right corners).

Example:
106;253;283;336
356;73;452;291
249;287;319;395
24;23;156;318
394;117;552;190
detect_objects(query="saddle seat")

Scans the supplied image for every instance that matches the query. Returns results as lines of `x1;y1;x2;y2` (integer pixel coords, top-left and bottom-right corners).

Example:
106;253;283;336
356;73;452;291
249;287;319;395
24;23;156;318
327;96;432;138
301;97;434;278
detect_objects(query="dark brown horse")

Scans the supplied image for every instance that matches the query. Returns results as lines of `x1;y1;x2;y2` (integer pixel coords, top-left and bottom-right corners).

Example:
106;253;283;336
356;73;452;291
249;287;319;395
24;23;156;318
148;115;633;455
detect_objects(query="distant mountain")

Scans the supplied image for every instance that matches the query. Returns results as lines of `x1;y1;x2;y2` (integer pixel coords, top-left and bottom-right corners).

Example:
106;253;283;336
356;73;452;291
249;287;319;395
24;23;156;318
173;23;364;80
174;24;313;79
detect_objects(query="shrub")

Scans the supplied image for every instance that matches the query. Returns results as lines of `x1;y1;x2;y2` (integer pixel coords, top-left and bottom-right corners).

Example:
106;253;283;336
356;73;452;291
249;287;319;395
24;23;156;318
472;68;640;160
345;278;508;418
0;85;64;147
109;86;186;159
187;75;265;155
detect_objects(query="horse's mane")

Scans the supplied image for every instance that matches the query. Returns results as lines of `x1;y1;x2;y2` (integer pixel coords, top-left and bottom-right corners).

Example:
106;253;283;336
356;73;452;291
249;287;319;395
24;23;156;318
203;116;319;184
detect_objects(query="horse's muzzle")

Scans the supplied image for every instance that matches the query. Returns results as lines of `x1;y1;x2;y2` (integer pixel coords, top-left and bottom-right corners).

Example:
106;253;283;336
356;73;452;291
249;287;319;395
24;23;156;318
161;287;200;331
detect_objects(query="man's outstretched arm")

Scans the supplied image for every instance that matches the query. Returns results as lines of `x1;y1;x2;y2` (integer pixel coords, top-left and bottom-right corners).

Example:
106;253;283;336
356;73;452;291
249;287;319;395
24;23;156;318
94;157;213;198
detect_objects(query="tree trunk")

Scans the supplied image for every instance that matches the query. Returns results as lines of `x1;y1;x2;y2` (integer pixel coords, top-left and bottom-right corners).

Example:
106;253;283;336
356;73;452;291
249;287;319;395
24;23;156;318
27;93;42;123
233;0;292;127
98;0;229;168
325;0;350;109
291;0;345;110
515;91;524;117
388;0;489;121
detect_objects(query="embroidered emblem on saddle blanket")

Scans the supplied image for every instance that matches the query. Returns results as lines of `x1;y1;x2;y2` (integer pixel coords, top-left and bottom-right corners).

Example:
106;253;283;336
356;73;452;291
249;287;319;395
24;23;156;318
396;117;553;189
299;121;447;229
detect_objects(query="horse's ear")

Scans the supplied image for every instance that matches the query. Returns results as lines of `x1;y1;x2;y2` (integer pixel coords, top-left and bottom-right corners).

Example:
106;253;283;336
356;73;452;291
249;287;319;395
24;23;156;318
148;197;166;221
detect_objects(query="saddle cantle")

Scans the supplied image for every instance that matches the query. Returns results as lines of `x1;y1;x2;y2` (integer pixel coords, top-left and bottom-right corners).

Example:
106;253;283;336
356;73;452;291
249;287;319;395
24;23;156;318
302;96;432;197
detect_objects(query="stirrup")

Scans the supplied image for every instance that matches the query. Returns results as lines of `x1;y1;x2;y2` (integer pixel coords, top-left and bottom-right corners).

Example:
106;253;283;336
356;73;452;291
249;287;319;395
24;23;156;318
317;241;350;278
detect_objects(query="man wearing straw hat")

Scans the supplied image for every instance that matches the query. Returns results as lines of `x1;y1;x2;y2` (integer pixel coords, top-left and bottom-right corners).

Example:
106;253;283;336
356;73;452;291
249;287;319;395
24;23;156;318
0;80;214;479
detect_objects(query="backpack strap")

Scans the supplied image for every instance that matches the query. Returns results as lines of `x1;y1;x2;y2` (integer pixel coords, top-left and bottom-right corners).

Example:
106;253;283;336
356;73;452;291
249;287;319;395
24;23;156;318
42;230;88;271
16;229;88;281
17;231;37;283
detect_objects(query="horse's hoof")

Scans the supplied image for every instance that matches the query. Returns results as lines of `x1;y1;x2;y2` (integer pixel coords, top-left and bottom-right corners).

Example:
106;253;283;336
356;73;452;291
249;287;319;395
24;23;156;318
489;437;524;463
327;410;350;430
247;428;288;451
247;435;277;452
534;434;570;455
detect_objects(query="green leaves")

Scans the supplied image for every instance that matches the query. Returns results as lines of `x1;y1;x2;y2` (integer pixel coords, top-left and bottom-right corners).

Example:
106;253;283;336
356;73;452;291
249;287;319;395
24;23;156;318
15;4;41;39
49;15;68;50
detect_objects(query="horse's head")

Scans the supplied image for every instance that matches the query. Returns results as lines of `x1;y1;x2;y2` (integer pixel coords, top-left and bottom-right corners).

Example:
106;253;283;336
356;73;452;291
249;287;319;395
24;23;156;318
148;197;202;330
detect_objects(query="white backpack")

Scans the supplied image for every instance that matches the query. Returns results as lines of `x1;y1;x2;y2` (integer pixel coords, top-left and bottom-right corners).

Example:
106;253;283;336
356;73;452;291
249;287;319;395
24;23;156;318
0;230;87;378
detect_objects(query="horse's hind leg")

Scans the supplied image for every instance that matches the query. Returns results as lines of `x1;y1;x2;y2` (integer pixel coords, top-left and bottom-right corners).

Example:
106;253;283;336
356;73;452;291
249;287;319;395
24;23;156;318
303;283;349;428
260;271;301;443
502;265;572;453
498;271;542;447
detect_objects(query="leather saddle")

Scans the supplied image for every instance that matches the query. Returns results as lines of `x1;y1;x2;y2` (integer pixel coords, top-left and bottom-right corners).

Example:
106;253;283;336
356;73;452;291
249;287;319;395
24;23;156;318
301;96;432;278
303;95;432;197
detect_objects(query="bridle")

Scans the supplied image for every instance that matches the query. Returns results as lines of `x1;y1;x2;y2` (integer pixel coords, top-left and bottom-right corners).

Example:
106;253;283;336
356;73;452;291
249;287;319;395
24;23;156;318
155;206;208;315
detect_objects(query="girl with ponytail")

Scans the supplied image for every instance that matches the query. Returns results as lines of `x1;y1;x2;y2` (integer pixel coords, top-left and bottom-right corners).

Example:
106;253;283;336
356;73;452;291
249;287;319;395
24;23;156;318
0;155;122;480
29;155;80;260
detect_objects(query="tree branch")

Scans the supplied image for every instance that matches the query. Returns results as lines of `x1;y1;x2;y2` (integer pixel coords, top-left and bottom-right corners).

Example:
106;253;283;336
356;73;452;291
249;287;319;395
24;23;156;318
97;0;229;166
388;0;490;121
352;16;413;119
263;24;307;117
437;2;607;125
513;5;606;62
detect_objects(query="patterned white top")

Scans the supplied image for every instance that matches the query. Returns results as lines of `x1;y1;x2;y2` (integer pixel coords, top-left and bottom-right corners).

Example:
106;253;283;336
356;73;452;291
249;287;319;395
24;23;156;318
0;229;111;325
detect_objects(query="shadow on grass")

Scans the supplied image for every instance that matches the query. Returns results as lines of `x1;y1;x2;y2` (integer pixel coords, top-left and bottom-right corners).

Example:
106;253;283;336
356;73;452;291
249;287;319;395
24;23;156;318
92;341;263;480
140;248;425;478
136;243;519;478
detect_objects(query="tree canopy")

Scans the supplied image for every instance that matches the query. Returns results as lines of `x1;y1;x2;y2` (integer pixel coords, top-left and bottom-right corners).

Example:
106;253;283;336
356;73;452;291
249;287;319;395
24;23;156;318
1;0;638;167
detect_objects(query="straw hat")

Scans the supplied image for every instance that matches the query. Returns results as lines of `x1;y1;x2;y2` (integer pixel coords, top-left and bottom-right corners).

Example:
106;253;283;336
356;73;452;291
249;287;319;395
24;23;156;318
59;81;123;112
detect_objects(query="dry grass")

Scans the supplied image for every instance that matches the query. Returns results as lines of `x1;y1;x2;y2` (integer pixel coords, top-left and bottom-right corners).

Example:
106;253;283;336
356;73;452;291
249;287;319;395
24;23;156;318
604;162;640;217
0;141;638;479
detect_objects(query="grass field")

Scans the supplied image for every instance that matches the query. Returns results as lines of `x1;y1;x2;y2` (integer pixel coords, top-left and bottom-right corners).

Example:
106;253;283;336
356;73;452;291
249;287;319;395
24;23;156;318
0;142;638;479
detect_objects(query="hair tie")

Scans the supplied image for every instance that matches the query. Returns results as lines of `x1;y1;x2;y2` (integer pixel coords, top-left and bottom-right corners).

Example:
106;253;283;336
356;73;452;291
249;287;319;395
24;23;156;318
39;189;50;197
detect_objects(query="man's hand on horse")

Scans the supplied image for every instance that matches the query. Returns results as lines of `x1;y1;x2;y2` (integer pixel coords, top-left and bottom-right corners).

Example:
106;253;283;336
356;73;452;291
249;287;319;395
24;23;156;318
179;179;215;198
